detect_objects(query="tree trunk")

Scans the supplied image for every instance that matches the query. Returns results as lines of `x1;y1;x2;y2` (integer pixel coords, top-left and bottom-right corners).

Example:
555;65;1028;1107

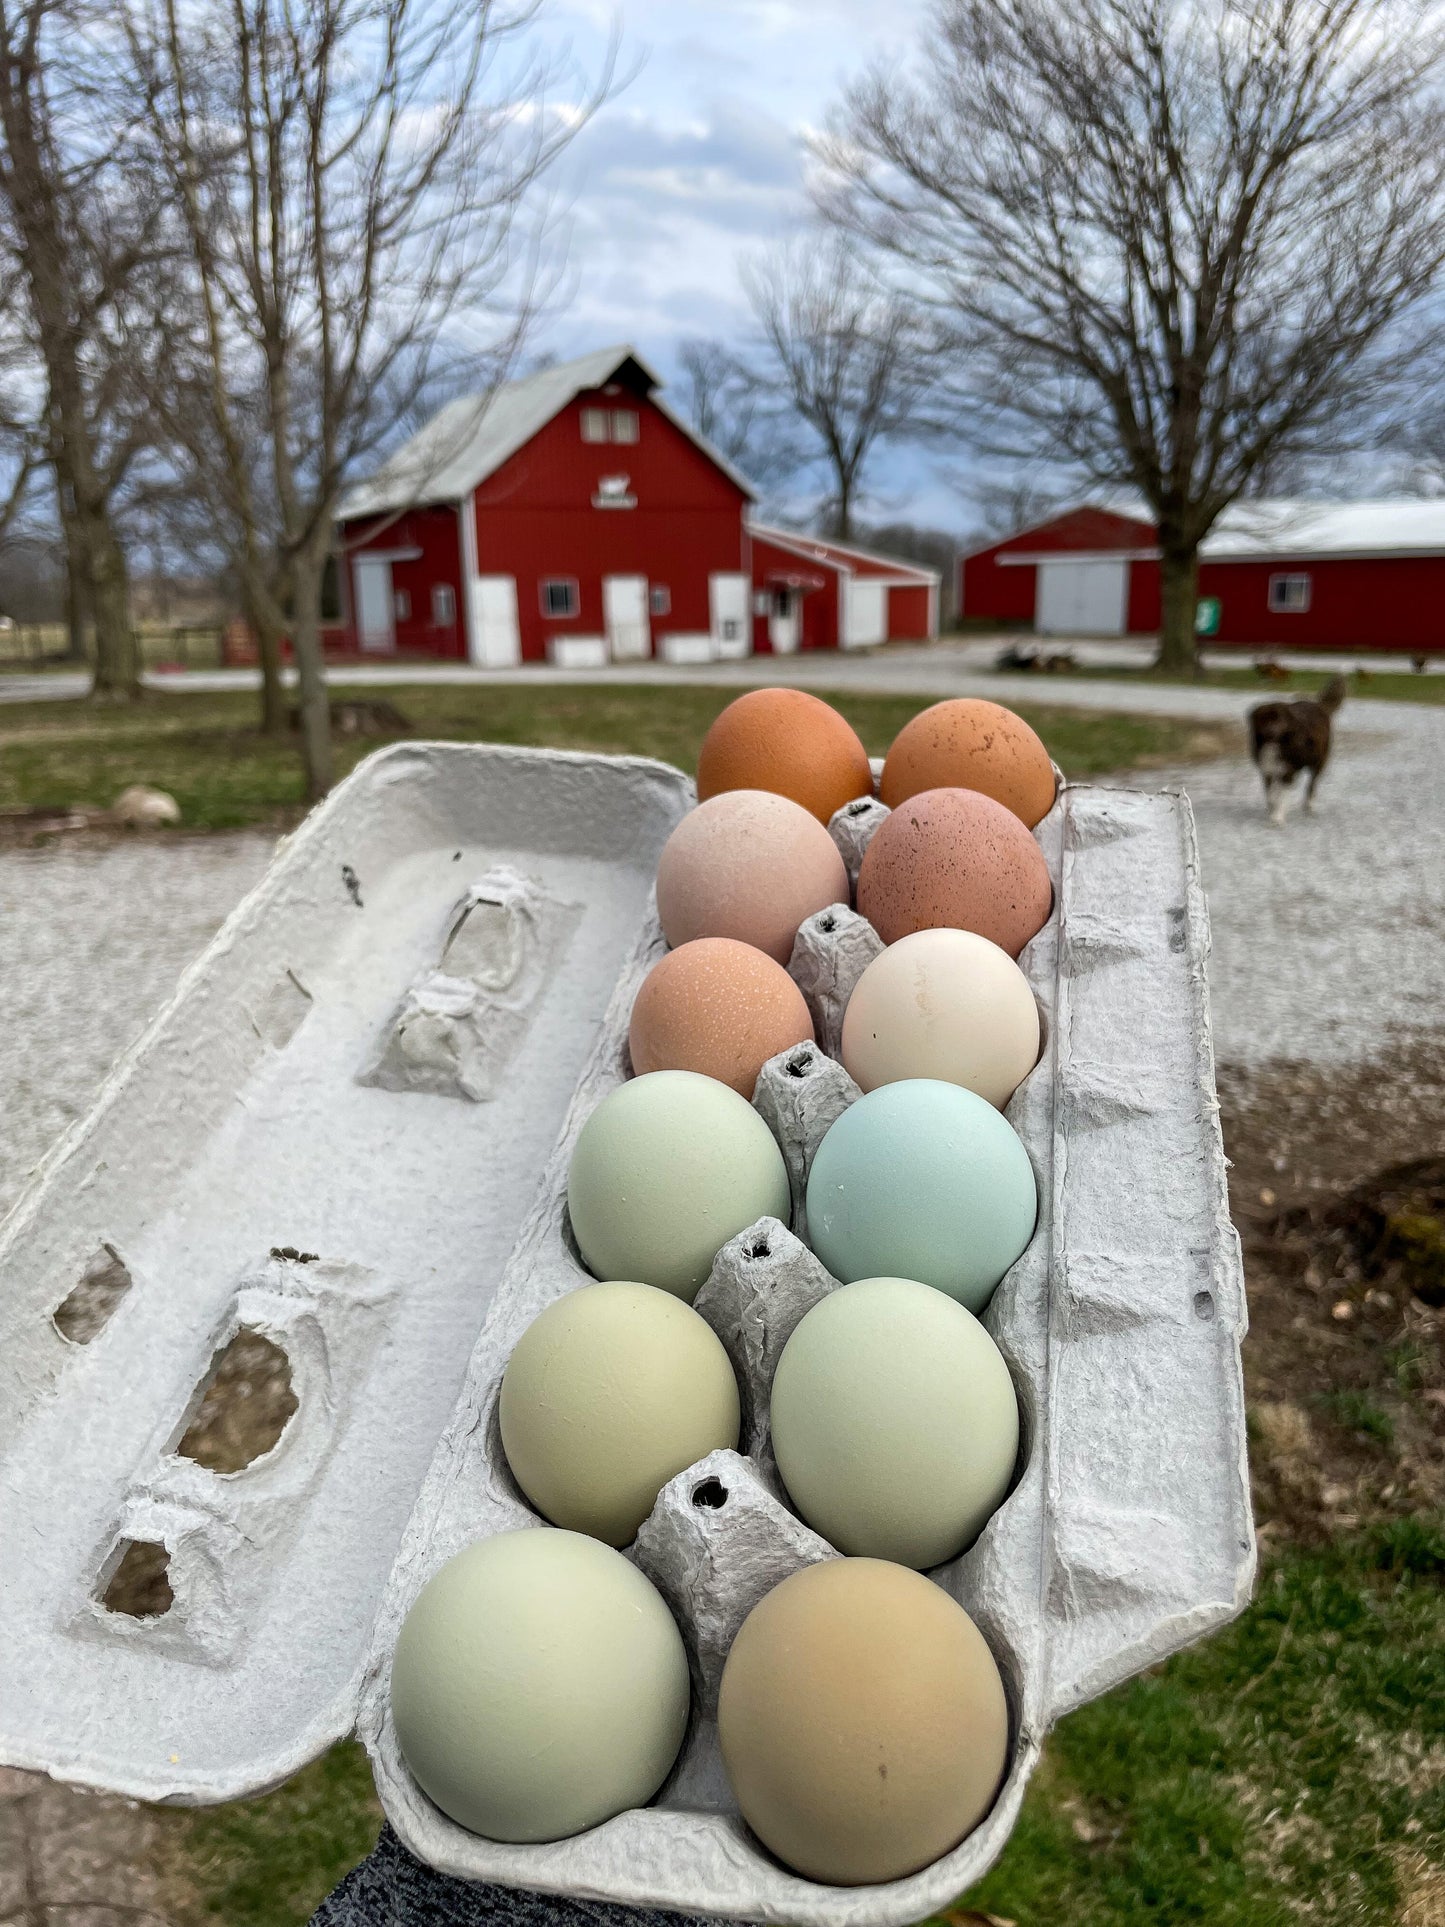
1155;546;1200;676
288;555;333;799
243;582;287;735
60;516;90;663
85;519;140;699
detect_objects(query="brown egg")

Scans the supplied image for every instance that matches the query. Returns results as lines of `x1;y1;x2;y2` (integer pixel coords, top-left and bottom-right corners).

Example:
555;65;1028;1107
718;1559;1009;1886
656;791;849;966
698;689;874;825
882;699;1056;828
857;788;1052;959
630;939;815;1097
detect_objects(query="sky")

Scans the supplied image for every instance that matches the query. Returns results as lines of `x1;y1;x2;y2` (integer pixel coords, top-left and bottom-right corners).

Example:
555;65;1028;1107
517;0;961;530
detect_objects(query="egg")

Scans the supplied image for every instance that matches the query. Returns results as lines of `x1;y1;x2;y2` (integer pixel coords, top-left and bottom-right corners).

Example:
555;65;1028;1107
500;1282;741;1546
391;1528;689;1842
857;787;1052;958
697;688;874;824
805;1079;1037;1313
841;928;1039;1108
567;1070;791;1302
770;1278;1019;1568
717;1559;1009;1884
630;938;814;1098
881;698;1057;828
655;791;849;965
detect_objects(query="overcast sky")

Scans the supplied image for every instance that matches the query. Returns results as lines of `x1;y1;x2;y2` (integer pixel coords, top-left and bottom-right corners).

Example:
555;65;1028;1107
525;0;960;529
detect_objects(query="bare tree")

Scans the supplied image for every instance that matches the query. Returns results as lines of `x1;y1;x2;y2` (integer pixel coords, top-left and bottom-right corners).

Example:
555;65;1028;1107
0;0;163;696
675;339;801;496
819;0;1445;670
741;236;936;539
129;0;602;794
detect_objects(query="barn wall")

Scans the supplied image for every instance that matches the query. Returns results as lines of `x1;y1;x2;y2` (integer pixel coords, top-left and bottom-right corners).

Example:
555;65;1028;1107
887;582;934;640
748;533;841;651
959;551;1037;624
1198;556;1445;651
472;387;749;662
959;507;1158;626
331;506;465;656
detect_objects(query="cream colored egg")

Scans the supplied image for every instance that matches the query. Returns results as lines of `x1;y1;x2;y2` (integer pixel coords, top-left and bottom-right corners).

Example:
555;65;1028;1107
391;1529;690;1843
841;927;1040;1108
500;1282;741;1546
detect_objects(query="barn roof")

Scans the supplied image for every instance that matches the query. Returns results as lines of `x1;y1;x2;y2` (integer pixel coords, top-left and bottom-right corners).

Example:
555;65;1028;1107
977;495;1445;561
338;344;755;519
752;524;940;583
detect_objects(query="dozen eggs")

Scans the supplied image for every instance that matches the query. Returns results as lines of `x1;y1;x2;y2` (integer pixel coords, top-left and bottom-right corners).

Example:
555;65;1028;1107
391;688;1060;1885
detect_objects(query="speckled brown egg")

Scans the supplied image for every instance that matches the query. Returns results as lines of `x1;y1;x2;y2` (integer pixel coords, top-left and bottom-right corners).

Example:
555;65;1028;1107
697;689;875;824
630;939;815;1097
881;699;1056;828
857;788;1052;958
656;791;849;965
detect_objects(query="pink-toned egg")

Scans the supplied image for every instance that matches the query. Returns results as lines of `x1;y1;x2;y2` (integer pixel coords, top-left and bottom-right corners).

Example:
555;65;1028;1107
630;939;815;1097
656;792;849;966
857;787;1052;959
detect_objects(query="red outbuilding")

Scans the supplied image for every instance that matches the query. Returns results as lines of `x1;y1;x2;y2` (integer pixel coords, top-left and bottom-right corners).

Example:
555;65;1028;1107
958;499;1445;654
327;346;939;665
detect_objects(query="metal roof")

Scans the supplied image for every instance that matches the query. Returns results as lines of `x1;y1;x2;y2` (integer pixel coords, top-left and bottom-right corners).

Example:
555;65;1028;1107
1090;493;1445;559
337;345;756;519
750;523;941;583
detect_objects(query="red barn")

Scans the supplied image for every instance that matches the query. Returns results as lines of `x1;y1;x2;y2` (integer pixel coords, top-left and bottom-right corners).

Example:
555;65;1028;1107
959;499;1445;654
328;346;940;665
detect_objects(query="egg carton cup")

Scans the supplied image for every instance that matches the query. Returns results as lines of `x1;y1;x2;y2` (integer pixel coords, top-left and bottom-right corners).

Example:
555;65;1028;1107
0;743;1253;1927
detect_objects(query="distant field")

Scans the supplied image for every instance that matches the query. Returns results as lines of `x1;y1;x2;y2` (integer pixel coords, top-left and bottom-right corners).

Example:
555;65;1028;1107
0;682;1235;832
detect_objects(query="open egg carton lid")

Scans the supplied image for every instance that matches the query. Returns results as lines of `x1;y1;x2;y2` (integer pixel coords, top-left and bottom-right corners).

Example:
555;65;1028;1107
0;742;1253;1926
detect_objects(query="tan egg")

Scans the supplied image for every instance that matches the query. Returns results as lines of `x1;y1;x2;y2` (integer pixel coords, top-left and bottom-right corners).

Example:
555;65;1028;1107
697;689;874;824
841;928;1039;1108
882;699;1057;828
656;791;849;966
857;788;1052;959
718;1559;1009;1885
630;938;814;1097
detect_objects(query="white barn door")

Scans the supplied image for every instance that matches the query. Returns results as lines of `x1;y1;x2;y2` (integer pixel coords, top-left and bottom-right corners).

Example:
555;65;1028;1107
353;558;394;652
603;575;650;660
710;573;751;659
473;575;521;666
843;577;887;649
1036;560;1128;636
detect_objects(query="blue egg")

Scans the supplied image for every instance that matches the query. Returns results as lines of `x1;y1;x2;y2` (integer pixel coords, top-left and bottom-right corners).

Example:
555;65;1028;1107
805;1080;1037;1313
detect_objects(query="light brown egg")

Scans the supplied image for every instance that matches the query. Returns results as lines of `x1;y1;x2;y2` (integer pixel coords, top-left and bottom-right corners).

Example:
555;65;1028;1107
857;788;1052;959
630;939;815;1097
718;1559;1009;1886
881;699;1056;828
697;689;874;825
656;791;849;966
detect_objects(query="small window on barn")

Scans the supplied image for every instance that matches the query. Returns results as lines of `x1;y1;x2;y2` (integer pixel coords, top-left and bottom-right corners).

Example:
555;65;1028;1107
1268;572;1311;613
394;589;411;621
541;578;579;618
649;584;671;616
432;584;455;625
581;408;609;443
611;410;639;445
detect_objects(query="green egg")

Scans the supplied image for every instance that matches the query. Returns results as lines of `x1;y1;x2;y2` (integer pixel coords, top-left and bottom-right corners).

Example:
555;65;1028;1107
567;1070;791;1302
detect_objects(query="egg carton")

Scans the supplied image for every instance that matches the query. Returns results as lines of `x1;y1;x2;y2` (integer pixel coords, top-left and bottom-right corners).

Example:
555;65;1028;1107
0;743;1253;1927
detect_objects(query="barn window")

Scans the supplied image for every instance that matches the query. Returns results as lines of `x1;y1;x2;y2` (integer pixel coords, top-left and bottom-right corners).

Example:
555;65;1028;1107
541;578;579;618
393;589;411;621
1267;573;1311;613
432;584;455;624
649;584;671;616
581;408;609;443
611;410;639;444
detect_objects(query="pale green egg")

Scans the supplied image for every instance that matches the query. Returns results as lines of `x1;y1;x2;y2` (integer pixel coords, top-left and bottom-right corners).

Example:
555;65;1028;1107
567;1069;790;1302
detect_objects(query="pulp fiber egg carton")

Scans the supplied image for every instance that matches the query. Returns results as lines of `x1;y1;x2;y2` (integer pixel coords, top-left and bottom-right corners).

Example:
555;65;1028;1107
0;742;1253;1926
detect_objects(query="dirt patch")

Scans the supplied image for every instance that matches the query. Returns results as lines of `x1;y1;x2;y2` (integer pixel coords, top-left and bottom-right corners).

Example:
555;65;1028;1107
1220;1040;1445;1548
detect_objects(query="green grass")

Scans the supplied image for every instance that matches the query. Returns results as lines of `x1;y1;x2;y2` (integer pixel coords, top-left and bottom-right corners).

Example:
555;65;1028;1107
1050;661;1445;705
0;683;1233;831
951;1522;1445;1927
161;1740;381;1925
1319;1389;1398;1450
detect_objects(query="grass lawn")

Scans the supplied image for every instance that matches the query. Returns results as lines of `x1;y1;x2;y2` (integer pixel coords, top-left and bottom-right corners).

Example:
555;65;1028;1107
0;682;1235;831
1039;661;1445;705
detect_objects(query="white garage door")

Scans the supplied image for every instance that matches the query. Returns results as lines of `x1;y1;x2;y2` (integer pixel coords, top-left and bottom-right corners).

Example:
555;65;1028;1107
843;578;888;649
1036;560;1129;637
